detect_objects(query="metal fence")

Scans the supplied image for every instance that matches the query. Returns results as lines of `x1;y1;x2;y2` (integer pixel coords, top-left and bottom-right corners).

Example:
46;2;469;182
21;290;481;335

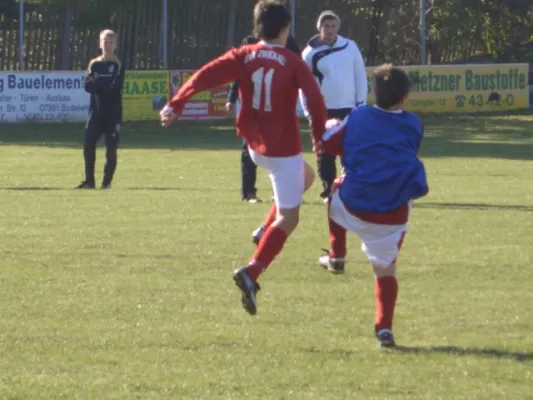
0;0;425;71
0;0;530;72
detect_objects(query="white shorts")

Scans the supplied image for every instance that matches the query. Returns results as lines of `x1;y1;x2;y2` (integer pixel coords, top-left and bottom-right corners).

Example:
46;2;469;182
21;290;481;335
329;190;408;268
248;148;304;209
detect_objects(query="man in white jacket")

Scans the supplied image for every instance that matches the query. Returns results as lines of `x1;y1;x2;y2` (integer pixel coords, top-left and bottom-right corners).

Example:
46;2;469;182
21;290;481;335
300;10;368;202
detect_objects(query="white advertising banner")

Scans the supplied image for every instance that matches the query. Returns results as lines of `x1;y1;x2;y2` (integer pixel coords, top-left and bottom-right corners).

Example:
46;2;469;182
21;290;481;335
0;72;90;123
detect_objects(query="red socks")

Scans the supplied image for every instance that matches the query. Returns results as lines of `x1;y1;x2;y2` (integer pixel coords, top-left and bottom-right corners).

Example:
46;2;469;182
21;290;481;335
328;217;347;258
247;226;288;280
374;276;398;334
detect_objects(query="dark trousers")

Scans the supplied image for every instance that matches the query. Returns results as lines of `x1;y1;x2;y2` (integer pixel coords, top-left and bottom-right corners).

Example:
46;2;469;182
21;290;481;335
241;141;257;199
317;108;354;198
84;119;120;184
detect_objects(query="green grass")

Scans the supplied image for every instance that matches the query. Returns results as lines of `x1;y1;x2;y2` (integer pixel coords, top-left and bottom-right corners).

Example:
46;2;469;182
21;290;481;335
1;114;532;399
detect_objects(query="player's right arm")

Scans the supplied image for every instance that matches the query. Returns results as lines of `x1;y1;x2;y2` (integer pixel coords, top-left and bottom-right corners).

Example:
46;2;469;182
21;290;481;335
85;58;117;95
296;59;327;146
166;48;242;116
84;59;100;94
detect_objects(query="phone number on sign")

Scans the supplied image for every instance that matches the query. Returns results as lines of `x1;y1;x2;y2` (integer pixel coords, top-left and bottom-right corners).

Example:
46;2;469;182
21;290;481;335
454;93;515;108
15;104;78;113
2;112;73;122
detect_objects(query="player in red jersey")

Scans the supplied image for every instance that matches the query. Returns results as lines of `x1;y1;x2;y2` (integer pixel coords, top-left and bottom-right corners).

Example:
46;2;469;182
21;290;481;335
160;0;328;315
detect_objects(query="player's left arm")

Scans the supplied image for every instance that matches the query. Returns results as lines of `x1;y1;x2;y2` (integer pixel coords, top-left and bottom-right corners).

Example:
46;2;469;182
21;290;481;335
113;62;126;123
113;61;126;92
352;42;368;107
296;59;328;145
167;49;242;114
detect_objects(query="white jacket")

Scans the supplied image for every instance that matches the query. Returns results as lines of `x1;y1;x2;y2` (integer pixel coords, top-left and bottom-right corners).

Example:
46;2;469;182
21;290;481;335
300;35;367;117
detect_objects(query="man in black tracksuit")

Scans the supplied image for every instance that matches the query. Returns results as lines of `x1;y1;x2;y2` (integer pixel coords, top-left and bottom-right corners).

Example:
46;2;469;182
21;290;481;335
76;30;125;189
225;33;301;202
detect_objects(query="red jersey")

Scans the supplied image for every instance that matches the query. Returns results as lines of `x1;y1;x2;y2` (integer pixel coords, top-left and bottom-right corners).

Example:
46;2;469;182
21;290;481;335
168;42;328;157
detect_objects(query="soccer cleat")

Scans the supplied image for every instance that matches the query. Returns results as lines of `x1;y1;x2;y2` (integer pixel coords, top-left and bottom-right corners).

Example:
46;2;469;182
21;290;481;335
376;329;396;348
75;180;95;189
252;225;266;245
242;194;262;204
233;267;260;315
319;249;345;274
101;182;112;189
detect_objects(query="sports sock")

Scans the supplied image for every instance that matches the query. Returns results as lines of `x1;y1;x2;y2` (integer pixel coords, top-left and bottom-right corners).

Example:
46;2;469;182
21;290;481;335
329;217;347;258
374;276;398;334
246;226;288;280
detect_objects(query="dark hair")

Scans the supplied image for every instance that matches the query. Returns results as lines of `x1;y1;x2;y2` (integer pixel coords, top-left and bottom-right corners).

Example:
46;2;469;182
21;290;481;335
374;64;412;109
253;0;291;41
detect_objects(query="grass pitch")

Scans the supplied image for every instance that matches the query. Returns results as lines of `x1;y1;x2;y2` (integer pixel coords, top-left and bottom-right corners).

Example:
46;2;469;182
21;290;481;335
0;114;532;399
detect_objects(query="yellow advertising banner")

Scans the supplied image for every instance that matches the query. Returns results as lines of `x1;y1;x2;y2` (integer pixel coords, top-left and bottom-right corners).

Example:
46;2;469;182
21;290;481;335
118;64;528;121
122;71;169;121
366;64;529;112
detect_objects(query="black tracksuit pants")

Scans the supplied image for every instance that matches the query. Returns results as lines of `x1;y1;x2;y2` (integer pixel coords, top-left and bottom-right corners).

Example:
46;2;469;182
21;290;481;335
241;141;257;199
84;119;120;185
317;108;354;198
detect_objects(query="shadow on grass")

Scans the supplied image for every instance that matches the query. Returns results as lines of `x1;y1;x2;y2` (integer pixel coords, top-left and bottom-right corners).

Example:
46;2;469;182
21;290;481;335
1;114;533;159
0;186;70;191
393;345;533;363
302;345;532;363
416;202;533;212
303;201;533;212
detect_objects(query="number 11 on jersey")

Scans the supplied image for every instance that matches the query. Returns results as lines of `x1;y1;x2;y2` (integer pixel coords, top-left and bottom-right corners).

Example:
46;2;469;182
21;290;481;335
252;67;275;112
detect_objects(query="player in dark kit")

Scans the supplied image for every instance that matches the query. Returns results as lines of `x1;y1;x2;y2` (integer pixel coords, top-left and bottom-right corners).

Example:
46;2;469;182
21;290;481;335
160;0;327;315
76;29;125;189
226;31;301;203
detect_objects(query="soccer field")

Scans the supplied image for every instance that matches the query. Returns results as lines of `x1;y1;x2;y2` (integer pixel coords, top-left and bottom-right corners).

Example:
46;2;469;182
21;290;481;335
1;115;532;399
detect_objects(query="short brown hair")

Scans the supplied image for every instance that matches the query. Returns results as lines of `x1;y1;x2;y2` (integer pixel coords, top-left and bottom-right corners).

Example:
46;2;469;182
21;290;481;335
374;64;412;109
253;0;291;41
